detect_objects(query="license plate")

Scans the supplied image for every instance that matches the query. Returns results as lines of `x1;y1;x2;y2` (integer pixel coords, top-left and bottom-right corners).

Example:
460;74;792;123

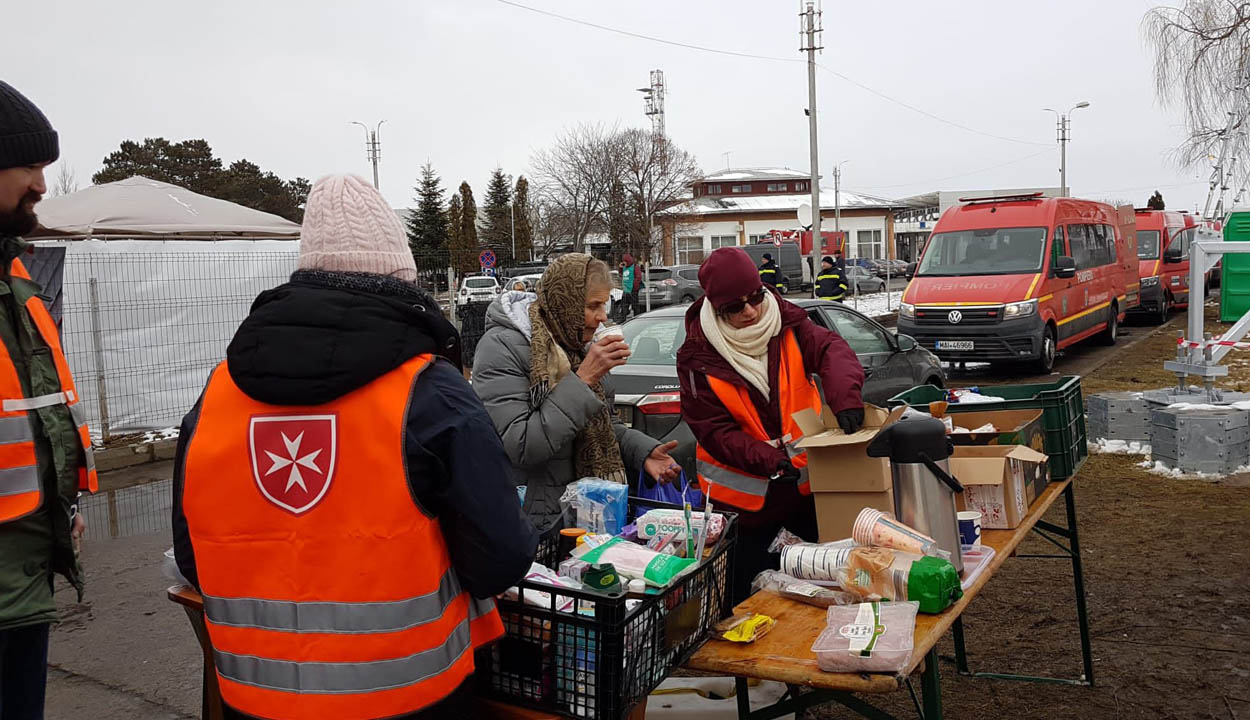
936;340;975;351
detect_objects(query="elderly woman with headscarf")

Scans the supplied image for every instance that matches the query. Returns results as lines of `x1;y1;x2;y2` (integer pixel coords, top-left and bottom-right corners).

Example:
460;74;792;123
677;247;865;603
473;253;680;531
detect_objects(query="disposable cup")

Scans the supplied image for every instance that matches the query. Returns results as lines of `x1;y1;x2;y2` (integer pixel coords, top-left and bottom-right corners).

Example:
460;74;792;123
593;323;625;344
957;511;982;547
851;508;937;555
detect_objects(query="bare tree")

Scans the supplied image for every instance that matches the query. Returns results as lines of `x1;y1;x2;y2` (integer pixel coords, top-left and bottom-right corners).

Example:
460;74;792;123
613;128;703;264
530;123;620;253
1143;2;1250;167
52;163;78;196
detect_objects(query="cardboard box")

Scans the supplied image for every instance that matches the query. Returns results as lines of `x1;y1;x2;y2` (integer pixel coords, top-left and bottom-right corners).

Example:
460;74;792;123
948;445;1049;530
794;404;906;493
947;409;1045;453
794;404;905;540
814;488;895;543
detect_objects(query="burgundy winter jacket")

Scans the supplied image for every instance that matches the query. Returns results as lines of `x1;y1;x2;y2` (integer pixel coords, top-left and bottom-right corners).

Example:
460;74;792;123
676;290;865;479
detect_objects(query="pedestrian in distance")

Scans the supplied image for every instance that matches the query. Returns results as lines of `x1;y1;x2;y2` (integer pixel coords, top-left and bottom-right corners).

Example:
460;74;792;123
816;256;848;302
616;253;642;322
173;174;537;720
473;253;681;532
677;247;865;604
0;80;99;720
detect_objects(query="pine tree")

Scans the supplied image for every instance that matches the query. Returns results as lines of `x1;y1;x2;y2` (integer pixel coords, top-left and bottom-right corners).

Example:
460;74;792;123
449;182;479;275
447;193;464;269
514;175;534;262
1147;190;1166;210
406;163;449;268
480;168;513;266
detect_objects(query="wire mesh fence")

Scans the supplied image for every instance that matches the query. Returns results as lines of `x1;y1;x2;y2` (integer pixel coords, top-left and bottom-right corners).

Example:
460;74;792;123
79;478;173;542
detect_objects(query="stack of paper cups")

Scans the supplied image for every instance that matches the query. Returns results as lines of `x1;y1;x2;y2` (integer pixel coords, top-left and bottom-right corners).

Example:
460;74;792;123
851;508;938;556
779;544;855;581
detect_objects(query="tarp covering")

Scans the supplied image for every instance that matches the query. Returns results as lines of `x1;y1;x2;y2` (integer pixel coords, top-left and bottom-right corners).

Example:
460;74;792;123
30;176;300;238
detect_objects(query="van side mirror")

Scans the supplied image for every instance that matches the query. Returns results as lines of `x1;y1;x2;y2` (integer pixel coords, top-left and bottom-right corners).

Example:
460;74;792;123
905;262;917;279
897;334;917;352
1053;256;1077;278
1163;248;1183;264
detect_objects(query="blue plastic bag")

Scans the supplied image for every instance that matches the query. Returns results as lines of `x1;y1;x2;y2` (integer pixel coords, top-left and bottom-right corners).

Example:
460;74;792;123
636;469;706;508
560;478;629;535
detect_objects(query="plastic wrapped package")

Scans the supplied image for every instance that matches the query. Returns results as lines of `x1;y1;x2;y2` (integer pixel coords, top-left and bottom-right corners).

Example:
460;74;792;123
811;601;919;674
835;547;962;614
751;570;857;608
559;478;628;535
778;544;855;581
636;509;726;544
573;537;696;587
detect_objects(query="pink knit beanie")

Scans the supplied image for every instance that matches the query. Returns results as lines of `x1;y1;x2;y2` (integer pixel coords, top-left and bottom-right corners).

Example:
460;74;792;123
298;174;417;282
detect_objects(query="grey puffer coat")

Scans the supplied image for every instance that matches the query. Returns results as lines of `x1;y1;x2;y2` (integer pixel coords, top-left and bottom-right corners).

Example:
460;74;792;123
473;292;658;531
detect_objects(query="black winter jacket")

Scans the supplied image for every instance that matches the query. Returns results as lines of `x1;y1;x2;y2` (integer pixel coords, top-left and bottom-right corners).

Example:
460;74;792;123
172;271;538;600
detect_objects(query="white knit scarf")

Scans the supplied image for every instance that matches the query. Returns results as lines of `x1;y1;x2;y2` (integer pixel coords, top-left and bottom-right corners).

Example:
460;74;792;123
699;291;783;399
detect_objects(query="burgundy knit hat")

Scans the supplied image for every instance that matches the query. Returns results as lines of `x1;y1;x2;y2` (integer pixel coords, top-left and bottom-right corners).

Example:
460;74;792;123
698;247;763;310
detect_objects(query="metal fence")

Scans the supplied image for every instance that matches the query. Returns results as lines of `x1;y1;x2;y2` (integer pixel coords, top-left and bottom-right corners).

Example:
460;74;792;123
79;478;173;542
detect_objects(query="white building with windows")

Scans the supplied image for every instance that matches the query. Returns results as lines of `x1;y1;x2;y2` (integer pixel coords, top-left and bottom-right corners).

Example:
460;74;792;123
658;167;902;266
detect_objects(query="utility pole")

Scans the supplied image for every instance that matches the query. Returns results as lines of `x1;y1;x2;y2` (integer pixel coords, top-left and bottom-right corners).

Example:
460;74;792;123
350;120;385;189
801;2;823;292
638;70;666;313
1043;103;1088;197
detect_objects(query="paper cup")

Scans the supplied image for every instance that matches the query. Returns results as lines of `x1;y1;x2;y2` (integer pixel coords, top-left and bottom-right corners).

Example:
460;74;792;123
957;511;982;547
593;323;625;343
851;507;937;555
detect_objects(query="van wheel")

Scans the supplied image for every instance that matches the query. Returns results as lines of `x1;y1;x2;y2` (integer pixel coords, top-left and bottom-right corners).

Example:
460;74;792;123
777;285;789;296
1033;325;1057;374
1099;303;1119;345
681;294;695;303
1154;293;1171;325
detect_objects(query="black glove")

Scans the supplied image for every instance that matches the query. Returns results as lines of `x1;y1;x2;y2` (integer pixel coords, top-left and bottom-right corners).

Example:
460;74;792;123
774;459;802;482
836;407;865;435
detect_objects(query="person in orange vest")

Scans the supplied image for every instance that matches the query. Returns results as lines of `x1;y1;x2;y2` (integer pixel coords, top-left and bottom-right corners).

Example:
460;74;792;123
0;80;98;720
676;247;864;604
172;174;538;720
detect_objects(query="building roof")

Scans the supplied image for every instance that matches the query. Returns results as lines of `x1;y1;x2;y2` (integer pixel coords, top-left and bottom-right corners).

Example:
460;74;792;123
700;167;812;183
663;187;900;217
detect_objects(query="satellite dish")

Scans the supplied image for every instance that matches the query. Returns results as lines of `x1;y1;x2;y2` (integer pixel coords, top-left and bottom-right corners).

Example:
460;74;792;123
797;203;813;229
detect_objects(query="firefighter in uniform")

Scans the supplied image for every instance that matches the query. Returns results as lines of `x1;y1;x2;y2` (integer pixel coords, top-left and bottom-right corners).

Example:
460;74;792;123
677;248;864;604
816;256;848;301
173;174;537;720
757;252;784;293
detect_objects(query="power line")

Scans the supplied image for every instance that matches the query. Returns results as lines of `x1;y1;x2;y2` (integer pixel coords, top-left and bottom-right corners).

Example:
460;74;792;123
495;0;1048;147
857;148;1053;190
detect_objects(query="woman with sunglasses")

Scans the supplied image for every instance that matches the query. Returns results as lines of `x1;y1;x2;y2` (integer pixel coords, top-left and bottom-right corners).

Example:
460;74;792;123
676;247;865;603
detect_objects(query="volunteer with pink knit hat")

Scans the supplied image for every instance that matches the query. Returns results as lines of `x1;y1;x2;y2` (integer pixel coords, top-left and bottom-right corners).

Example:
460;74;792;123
677;246;864;603
172;174;537;719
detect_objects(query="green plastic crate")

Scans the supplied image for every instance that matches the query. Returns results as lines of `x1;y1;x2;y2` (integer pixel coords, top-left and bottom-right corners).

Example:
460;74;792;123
1221;210;1250;322
887;376;1088;480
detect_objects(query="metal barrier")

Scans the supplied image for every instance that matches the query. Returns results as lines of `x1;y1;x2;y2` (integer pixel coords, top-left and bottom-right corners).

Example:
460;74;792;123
1166;240;1250;397
79;478;173;542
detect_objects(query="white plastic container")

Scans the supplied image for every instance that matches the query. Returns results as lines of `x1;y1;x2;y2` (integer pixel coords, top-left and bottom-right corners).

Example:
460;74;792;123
811;601;918;674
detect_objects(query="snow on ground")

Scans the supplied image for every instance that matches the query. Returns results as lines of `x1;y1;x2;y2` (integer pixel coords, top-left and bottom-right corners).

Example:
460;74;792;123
1166;401;1250;411
142;427;179;444
1135;457;1250;479
1090;438;1151;455
841;290;903;319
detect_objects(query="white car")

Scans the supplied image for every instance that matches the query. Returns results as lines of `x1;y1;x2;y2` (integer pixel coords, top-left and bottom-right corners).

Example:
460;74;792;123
459;275;501;304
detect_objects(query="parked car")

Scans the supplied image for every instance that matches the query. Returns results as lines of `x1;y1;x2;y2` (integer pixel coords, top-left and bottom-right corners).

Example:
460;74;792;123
1130;208;1188;324
642;265;704;307
875;259;909;279
608;299;944;478
845;265;886;293
510;273;544;292
898;193;1138;372
458;275;501;304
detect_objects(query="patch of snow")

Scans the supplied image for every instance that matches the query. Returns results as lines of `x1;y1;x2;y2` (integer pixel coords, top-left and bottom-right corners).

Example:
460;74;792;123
1090;438;1151;455
1166;400;1250;411
843;290;904;319
1136;458;1247;479
140;427;179;444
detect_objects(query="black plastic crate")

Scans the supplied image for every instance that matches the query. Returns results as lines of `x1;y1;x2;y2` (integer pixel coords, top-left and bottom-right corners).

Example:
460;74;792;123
477;497;737;719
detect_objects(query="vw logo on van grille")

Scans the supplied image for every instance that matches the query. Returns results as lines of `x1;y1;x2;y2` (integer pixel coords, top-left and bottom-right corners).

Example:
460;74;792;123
947;310;963;324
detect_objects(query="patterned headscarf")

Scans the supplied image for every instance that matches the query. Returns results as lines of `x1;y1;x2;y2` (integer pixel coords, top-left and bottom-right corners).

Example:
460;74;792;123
529;254;626;484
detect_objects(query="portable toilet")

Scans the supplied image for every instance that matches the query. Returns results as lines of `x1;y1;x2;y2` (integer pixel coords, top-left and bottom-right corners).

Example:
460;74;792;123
1221;209;1250;321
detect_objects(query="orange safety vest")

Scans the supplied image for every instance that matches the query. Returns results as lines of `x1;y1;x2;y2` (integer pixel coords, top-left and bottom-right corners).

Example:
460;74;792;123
182;354;504;720
696;329;822;512
0;258;97;523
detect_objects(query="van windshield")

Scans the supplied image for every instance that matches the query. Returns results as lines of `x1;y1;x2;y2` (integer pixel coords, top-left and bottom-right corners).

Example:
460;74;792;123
916;227;1047;276
1137;230;1161;260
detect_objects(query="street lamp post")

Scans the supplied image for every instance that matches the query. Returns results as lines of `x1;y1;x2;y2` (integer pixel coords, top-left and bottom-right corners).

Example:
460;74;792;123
349;120;386;189
1043;102;1090;197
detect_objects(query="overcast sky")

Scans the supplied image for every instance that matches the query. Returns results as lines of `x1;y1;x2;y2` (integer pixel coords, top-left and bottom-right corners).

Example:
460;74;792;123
6;0;1213;213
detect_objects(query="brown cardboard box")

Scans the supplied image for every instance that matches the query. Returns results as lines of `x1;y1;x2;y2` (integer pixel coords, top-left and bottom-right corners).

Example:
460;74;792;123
794;404;905;540
949;445;1049;530
947;409;1045;453
813;488;895;542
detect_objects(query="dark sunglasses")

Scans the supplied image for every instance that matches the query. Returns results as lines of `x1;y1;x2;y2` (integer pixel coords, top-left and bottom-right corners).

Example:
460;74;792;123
718;287;767;316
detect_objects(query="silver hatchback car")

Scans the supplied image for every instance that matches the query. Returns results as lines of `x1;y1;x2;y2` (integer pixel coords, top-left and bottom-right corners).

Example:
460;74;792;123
642;264;704;307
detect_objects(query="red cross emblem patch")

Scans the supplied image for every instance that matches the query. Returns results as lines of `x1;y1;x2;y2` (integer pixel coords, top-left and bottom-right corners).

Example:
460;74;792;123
248;414;338;514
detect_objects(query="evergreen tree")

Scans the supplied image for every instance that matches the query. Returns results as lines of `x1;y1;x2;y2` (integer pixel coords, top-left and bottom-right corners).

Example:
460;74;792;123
1147;190;1166;210
406;163;449;267
447;193;464;268
449;182;480;275
514;175;534;262
480;168;514;266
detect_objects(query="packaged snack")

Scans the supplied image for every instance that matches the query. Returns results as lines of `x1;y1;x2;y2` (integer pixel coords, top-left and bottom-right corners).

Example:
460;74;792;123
835;547;962;614
812;601;918;674
711;613;775;643
751;570;857;608
573;536;696;587
635;509;725;544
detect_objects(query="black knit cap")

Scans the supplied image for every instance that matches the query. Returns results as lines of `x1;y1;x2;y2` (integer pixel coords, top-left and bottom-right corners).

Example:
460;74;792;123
0;81;58;171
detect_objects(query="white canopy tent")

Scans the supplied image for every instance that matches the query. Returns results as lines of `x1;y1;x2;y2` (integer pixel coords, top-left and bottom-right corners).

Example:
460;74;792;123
26;177;300;438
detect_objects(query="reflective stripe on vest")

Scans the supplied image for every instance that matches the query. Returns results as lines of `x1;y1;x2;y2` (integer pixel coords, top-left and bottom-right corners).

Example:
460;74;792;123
183;354;504;719
0;258;96;524
696;329;823;511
